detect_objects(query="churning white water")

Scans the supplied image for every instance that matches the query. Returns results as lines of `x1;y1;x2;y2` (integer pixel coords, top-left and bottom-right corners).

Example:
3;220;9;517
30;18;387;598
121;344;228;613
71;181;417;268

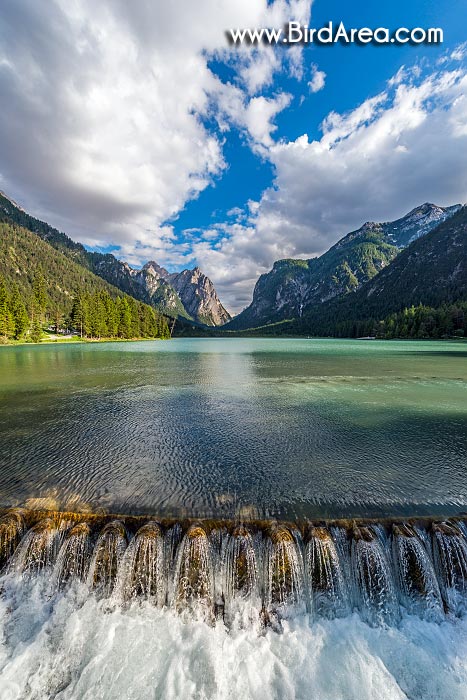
0;575;467;700
2;512;467;699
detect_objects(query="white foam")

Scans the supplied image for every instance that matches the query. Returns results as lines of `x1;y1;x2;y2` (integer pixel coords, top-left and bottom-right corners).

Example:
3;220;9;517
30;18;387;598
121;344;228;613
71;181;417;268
1;574;467;700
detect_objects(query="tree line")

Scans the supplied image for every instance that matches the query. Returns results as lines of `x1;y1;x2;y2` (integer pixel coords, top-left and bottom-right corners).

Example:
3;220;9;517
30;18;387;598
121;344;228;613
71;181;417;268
289;302;466;339
0;270;170;343
372;303;465;340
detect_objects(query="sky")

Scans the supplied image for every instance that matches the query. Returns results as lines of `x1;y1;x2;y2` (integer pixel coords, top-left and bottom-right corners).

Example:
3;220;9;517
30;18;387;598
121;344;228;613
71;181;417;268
0;0;467;313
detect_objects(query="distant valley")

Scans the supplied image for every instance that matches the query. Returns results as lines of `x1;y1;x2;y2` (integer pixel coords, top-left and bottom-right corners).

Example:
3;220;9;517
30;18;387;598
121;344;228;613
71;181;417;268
0;190;466;341
0;191;230;328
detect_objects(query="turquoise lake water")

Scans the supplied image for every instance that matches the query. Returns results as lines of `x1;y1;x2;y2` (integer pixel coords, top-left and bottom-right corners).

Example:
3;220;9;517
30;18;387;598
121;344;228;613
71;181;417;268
0;338;466;519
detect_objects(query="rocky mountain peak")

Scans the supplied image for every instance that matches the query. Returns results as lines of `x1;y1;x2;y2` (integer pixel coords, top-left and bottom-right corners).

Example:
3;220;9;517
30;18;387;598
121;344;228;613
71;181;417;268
382;202;462;248
226;200;461;331
167;267;231;326
142;261;169;279
130;261;230;326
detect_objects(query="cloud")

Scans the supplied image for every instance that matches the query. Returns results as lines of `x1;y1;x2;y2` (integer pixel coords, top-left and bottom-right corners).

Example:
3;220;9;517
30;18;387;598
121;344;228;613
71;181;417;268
2;2;466;318
243;93;292;148
195;61;467;312
0;0;311;248
308;64;326;93
451;44;467;61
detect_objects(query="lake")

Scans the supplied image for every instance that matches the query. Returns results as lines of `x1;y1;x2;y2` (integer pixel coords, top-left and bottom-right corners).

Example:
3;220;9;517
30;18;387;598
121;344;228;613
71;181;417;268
0;337;466;519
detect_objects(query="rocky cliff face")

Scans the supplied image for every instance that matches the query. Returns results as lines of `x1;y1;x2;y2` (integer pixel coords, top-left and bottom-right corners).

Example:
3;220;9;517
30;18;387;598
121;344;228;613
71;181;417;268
129;262;231;326
226;203;461;331
168;267;231;326
0;191;231;326
298;204;467;335
128;263;188;320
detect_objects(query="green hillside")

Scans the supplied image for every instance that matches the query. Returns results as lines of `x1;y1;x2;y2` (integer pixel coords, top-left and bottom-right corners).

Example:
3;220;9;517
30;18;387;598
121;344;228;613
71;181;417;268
226;203;459;331
246;206;467;339
0;222;170;342
0;191;190;321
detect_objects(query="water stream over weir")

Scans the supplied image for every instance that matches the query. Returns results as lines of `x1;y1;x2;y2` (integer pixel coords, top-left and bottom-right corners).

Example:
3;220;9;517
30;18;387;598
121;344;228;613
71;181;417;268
1;509;467;628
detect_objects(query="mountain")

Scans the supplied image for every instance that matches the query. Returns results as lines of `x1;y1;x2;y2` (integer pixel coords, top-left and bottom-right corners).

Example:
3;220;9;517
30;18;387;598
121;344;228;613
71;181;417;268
167;268;231;326
317;204;467;331
226;203;461;331
0;221;170;340
252;205;467;338
0;191;230;326
0;221;116;311
127;262;231;326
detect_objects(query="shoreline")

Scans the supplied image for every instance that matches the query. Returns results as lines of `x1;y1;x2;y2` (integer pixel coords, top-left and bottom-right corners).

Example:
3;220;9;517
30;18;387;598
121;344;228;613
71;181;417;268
0;335;169;347
1;334;465;347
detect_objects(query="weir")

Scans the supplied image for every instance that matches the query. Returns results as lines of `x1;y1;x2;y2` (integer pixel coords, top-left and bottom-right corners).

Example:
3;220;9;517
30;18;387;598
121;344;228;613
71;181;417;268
1;509;467;627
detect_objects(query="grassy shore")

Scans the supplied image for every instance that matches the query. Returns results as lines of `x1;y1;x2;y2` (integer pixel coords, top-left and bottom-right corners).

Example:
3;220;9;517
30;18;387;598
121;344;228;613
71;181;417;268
0;333;169;347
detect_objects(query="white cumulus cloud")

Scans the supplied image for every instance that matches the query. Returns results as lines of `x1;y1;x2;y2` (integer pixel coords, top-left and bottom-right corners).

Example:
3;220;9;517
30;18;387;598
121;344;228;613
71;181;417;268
0;0;311;251
308;64;326;93
196;62;467;312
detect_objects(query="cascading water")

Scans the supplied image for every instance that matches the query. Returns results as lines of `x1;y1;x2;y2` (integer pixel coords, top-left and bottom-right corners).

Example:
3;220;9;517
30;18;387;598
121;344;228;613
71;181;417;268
306;526;349;618
220;525;261;626
1;509;467;626
114;521;166;606
172;524;214;620
222;526;259;603
0;509;25;568
87;520;127;596
391;523;443;619
263;525;307;620
53;522;92;590
351;525;399;625
432;521;467;612
1;510;467;698
9;517;60;575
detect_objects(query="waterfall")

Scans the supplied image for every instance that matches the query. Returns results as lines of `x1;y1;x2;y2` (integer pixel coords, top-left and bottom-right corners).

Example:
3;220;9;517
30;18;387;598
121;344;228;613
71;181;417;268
351;525;399;625
0;509;25;568
87;520;127;597
432;521;467;612
391;523;443;618
306;526;349;618
9;517;59;575
263;525;307;619
114;521;166;606
172;524;214;620
1;509;467;628
53;522;92;590
222;526;259;604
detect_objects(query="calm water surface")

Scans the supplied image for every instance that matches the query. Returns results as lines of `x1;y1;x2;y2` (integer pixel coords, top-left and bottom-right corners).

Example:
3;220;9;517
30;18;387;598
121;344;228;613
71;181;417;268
0;338;466;519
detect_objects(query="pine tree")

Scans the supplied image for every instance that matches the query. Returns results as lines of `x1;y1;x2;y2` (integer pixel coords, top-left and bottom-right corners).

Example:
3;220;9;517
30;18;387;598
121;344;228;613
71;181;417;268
29;318;43;343
0;276;14;339
71;293;87;338
117;297;132;338
32;267;48;320
10;285;29;339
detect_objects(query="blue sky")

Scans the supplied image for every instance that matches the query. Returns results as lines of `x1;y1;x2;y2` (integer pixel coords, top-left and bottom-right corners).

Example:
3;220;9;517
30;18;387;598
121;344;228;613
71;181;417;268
0;0;466;311
176;0;466;234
